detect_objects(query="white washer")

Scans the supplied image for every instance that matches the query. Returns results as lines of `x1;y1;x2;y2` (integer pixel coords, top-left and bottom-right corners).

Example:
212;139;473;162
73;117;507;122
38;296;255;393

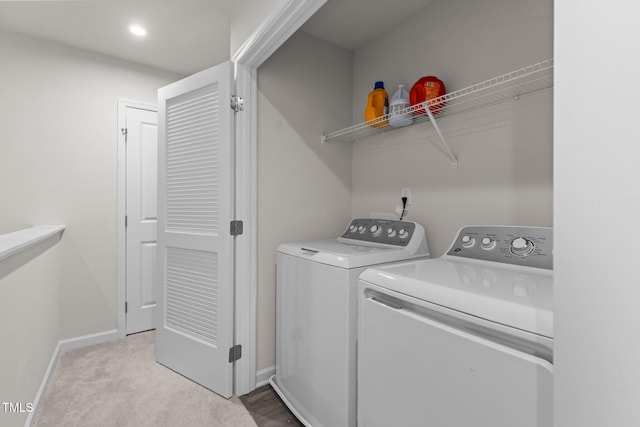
270;218;430;427
358;225;553;427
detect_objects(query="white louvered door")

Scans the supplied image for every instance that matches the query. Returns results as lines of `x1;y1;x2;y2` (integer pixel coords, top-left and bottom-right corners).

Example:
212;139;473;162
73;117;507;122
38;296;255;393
155;62;235;398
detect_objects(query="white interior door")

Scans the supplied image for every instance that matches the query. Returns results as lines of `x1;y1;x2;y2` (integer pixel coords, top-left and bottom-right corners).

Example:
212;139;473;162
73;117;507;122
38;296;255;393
155;61;235;398
125;106;158;335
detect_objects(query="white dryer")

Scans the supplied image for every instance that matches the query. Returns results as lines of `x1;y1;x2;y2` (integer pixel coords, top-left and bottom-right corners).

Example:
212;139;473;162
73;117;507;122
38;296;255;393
270;218;430;427
358;225;553;427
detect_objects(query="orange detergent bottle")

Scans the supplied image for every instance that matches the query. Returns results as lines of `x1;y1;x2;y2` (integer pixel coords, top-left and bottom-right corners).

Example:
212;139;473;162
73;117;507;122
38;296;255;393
410;76;446;115
364;81;389;128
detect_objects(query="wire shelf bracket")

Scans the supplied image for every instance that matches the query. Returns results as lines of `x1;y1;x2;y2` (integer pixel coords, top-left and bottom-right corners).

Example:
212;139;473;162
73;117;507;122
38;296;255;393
424;105;457;168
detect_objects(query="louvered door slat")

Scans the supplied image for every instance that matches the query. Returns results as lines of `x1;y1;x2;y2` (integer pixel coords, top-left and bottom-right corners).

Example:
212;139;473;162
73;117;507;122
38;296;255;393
165;83;220;236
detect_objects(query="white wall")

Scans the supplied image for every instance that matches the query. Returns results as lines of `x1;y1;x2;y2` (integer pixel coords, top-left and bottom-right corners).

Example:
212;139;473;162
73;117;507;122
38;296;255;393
554;1;640;425
0;238;61;427
0;29;181;338
351;0;553;255
0;29;181;423
256;30;353;371
230;0;284;56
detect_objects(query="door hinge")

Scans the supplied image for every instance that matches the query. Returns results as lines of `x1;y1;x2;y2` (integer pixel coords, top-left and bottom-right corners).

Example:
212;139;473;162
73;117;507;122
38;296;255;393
231;95;244;112
125;301;128;314
125;216;128;228
121;128;128;141
230;220;243;236
229;344;242;363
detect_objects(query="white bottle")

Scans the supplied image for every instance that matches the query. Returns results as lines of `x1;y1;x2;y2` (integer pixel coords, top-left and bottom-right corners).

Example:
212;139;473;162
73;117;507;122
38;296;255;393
389;84;412;127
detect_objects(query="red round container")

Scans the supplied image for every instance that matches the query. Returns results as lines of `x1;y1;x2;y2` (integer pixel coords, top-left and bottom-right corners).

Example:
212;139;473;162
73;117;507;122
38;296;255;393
410;76;446;115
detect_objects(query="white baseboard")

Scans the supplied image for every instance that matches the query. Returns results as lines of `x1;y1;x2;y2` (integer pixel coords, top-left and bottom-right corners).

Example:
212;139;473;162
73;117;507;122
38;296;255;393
24;340;63;427
255;365;275;388
25;329;118;427
58;329;118;352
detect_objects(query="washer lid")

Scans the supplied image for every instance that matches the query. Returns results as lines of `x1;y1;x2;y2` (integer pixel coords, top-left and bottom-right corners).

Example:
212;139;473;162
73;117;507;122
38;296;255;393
277;239;424;269
359;258;553;338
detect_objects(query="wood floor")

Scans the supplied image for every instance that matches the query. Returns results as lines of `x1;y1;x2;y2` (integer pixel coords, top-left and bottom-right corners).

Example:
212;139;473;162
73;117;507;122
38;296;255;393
240;385;304;427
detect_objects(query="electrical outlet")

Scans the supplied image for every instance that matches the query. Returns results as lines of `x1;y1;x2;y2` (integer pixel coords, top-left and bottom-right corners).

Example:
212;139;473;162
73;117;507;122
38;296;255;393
401;187;412;205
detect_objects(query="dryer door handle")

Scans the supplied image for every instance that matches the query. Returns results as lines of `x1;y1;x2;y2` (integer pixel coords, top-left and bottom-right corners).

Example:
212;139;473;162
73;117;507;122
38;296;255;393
368;296;403;310
300;247;319;255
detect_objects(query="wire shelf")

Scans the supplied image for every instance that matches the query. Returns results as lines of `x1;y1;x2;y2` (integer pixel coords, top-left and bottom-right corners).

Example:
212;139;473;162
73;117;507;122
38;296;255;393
321;58;554;143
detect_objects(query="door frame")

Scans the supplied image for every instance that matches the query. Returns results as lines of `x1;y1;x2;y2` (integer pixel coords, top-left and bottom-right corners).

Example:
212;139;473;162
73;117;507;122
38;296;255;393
117;99;158;339
231;0;326;395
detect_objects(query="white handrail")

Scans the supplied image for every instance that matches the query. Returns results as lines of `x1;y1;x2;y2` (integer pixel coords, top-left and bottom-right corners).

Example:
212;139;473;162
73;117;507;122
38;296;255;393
0;225;66;262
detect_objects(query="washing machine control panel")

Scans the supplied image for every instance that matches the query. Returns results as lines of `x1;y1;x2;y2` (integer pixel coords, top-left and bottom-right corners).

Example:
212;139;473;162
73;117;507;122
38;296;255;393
340;219;416;247
446;226;552;270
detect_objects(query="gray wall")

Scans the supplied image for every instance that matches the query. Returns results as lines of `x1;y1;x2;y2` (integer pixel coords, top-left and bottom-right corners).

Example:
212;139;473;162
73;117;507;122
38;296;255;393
255;0;553;373
350;0;553;255
256;31;353;372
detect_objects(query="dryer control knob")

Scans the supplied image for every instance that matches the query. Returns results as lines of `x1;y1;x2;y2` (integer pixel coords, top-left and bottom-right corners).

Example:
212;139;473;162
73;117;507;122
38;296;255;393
387;228;396;238
461;235;475;248
358;225;366;233
370;225;381;236
481;237;496;250
510;237;534;257
349;225;357;232
399;229;409;239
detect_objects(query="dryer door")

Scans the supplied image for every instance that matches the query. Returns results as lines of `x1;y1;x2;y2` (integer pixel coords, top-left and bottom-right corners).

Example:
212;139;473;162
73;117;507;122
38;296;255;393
358;290;553;427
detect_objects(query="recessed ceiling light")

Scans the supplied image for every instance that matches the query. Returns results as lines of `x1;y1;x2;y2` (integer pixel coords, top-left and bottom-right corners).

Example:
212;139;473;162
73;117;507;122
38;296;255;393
127;23;148;37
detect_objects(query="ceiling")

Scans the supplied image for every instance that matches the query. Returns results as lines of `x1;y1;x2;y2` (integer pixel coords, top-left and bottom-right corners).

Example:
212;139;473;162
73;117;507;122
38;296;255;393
0;0;433;76
0;0;233;76
302;0;434;51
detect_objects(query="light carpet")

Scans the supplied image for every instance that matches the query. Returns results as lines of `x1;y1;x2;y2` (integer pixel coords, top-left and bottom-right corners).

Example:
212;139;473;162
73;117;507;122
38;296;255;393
33;331;257;427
